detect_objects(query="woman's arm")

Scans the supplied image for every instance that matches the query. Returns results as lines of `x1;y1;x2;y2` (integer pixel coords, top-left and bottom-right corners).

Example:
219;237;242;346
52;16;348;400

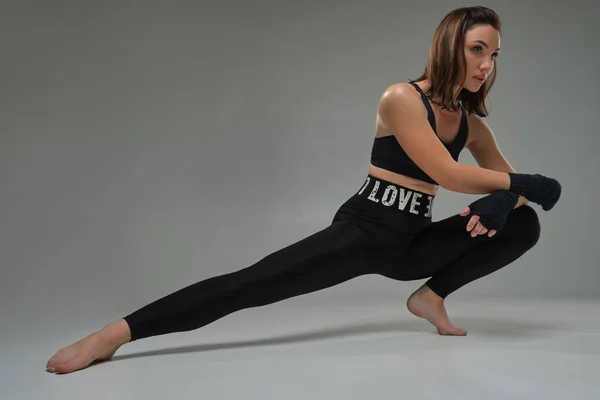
378;84;511;194
465;114;529;208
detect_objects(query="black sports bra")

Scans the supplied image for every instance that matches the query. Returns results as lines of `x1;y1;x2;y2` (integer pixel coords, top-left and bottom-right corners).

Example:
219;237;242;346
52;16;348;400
370;81;469;185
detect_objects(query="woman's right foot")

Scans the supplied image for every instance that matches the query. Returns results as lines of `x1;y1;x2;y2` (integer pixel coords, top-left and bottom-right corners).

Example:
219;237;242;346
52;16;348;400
46;319;131;374
407;284;467;336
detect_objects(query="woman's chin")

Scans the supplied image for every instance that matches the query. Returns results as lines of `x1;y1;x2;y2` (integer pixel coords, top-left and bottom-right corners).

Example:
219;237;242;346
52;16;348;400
463;84;481;93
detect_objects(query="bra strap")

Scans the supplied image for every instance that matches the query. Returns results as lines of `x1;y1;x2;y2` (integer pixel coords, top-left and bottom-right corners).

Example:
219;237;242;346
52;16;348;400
408;81;437;133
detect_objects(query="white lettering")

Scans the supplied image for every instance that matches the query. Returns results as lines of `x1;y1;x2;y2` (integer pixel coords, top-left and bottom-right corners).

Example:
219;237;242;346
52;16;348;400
410;192;422;214
397;189;412;210
367;181;380;203
381;185;398;206
425;195;434;218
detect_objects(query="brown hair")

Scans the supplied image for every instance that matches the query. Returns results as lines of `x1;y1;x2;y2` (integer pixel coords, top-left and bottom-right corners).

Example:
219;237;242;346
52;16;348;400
412;6;502;117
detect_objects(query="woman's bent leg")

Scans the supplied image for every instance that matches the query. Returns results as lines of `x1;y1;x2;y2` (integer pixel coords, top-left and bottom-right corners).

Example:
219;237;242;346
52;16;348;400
402;205;541;297
384;205;541;335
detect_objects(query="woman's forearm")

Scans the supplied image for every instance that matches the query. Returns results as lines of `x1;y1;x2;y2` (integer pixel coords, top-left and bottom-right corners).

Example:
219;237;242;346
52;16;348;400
441;162;511;194
444;161;529;207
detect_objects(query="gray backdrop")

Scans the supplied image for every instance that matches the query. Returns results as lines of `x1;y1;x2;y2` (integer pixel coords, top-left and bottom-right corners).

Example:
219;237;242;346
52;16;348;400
1;0;598;338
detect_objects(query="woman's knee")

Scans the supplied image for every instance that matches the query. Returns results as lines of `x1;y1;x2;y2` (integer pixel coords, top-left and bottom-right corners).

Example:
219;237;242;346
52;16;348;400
507;204;541;247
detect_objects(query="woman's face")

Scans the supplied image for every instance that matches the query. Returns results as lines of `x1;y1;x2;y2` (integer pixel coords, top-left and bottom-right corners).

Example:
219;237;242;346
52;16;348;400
462;24;501;92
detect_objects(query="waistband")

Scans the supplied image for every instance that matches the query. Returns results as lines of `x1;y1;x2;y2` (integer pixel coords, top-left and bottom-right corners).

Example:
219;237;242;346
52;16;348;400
355;175;435;219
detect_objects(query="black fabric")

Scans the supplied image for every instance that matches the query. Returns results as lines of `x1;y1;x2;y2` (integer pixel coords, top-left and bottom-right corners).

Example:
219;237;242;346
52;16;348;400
509;173;562;211
465;191;519;231
369;81;468;184
123;175;541;341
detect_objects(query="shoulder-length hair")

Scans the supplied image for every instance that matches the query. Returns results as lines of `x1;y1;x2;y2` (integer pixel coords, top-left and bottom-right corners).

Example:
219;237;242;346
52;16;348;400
412;6;502;117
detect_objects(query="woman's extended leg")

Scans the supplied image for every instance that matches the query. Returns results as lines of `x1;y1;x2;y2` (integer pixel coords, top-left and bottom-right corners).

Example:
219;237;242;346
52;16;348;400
46;218;395;374
122;220;385;341
45;174;437;373
385;205;542;335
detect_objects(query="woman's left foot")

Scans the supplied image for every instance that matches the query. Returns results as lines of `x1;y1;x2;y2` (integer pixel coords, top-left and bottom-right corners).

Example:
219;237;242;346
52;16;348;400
46;320;130;374
407;285;467;336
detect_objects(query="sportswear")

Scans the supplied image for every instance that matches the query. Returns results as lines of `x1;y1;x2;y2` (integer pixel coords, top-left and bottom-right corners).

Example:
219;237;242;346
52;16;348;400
465;191;519;231
370;81;468;184
508;173;562;211
122;175;541;341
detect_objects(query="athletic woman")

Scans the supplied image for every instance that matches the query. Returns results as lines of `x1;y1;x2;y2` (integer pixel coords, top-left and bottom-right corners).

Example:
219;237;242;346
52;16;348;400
46;6;561;374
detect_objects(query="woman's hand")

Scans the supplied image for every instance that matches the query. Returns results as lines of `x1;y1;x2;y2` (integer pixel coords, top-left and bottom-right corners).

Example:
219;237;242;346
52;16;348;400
459;191;520;238
460;207;497;238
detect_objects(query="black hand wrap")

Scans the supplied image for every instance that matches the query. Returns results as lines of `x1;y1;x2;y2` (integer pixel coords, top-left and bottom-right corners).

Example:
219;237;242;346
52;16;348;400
508;173;561;211
466;191;519;232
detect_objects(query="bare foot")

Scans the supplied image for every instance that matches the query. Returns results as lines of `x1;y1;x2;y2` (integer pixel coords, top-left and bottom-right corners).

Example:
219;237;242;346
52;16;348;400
46;319;131;374
407;285;467;336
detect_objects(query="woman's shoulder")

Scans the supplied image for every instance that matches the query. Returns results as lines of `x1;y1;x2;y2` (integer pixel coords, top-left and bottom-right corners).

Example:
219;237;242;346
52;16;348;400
378;82;427;119
380;82;420;99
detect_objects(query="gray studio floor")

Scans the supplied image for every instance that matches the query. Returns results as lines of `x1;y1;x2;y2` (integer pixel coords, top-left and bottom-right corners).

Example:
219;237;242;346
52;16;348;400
6;297;600;399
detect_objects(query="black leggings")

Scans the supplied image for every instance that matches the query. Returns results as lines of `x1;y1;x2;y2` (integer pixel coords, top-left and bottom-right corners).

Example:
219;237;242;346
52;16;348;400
124;175;541;341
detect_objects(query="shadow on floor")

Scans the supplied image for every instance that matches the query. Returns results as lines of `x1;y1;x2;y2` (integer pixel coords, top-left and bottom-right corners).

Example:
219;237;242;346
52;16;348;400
109;316;564;362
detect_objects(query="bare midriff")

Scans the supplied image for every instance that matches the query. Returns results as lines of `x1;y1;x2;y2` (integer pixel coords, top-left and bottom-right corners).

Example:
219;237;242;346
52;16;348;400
368;163;439;197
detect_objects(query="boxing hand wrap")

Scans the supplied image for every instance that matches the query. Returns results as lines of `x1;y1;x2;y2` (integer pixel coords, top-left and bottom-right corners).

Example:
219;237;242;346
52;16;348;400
508;173;561;211
466;191;519;232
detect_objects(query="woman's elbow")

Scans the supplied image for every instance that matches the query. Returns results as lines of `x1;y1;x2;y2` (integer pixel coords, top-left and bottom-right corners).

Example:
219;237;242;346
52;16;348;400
430;164;459;191
437;176;457;191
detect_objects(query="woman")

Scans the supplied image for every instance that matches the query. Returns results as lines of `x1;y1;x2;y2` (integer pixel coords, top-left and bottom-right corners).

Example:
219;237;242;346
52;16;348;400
46;6;561;374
